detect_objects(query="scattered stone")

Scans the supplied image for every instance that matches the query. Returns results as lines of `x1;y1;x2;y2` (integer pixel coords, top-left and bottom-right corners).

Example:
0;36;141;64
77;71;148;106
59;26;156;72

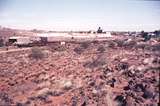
0;36;159;105
37;88;50;96
88;81;95;86
47;90;64;96
59;79;73;90
92;89;98;95
106;78;116;88
60;42;66;45
16;102;24;106
0;92;13;106
114;95;127;106
142;89;154;99
81;101;87;106
134;83;146;92
74;46;84;54
117;62;129;71
37;81;51;89
143;57;155;65
71;96;78;106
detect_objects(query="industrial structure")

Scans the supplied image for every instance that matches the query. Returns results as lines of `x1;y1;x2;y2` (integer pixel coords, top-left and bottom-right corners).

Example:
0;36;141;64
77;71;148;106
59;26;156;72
8;32;112;46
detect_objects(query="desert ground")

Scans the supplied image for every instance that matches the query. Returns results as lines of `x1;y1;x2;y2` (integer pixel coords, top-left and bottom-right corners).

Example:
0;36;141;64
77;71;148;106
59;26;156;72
0;30;159;106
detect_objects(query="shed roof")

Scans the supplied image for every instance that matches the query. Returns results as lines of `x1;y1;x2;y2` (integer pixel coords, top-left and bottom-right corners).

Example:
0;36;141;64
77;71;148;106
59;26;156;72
9;36;30;39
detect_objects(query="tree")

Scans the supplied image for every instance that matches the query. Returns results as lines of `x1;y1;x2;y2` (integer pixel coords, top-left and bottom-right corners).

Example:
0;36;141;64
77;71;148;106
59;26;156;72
154;30;160;37
97;27;103;33
141;31;151;41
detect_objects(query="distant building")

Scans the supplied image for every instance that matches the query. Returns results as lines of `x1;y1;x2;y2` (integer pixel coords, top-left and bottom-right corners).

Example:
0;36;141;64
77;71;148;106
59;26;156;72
8;36;40;46
8;32;112;47
9;36;32;46
36;32;112;42
96;32;112;37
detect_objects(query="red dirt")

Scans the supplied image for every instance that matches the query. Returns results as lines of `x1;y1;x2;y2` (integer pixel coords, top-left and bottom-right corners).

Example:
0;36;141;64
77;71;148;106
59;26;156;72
0;35;159;106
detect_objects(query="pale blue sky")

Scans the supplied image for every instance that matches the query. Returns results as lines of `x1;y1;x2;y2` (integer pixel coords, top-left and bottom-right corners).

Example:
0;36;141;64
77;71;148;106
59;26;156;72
0;0;160;31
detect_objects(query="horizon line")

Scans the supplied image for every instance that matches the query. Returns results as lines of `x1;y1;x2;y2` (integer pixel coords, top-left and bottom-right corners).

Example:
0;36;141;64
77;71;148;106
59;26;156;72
0;25;159;32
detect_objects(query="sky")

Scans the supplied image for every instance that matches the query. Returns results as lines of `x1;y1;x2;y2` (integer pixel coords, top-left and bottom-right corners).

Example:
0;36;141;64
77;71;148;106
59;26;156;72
0;0;160;31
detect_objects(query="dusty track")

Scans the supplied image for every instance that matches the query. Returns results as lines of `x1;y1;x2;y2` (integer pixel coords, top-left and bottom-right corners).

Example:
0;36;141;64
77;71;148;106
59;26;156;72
0;47;31;54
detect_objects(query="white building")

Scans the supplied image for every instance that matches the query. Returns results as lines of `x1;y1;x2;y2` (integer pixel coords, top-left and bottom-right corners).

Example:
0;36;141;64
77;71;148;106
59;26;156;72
36;32;112;42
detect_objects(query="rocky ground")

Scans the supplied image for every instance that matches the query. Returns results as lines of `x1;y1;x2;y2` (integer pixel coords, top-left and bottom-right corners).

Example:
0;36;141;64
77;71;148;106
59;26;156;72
0;36;159;106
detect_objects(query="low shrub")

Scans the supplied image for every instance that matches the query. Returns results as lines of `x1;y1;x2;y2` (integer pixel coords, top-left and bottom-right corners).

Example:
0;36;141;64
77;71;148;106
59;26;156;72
115;40;124;47
80;42;90;49
108;41;117;48
151;44;160;51
29;47;44;60
0;37;4;47
123;40;137;49
135;43;151;50
83;55;106;69
97;45;106;53
74;42;90;54
49;43;66;52
74;47;84;54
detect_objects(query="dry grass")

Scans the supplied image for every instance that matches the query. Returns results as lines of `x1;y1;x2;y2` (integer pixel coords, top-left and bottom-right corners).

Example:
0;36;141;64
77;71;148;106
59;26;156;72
29;47;44;60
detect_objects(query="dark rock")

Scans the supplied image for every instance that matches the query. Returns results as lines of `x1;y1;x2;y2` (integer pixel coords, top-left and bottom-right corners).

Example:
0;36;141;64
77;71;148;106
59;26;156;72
28;96;37;101
134;96;144;103
0;92;13;106
123;86;130;91
81;101;87;106
24;100;31;105
117;62;129;71
37;94;48;101
114;95;127;106
74;47;84;54
125;90;139;101
47;90;64;96
128;80;134;85
149;103;158;106
106;78;116;88
16;102;24;106
142;89;154;99
88;81;95;86
124;80;134;91
71;96;78;106
127;71;135;77
103;67;113;74
134;83;146;92
112;78;116;82
136;73;144;78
